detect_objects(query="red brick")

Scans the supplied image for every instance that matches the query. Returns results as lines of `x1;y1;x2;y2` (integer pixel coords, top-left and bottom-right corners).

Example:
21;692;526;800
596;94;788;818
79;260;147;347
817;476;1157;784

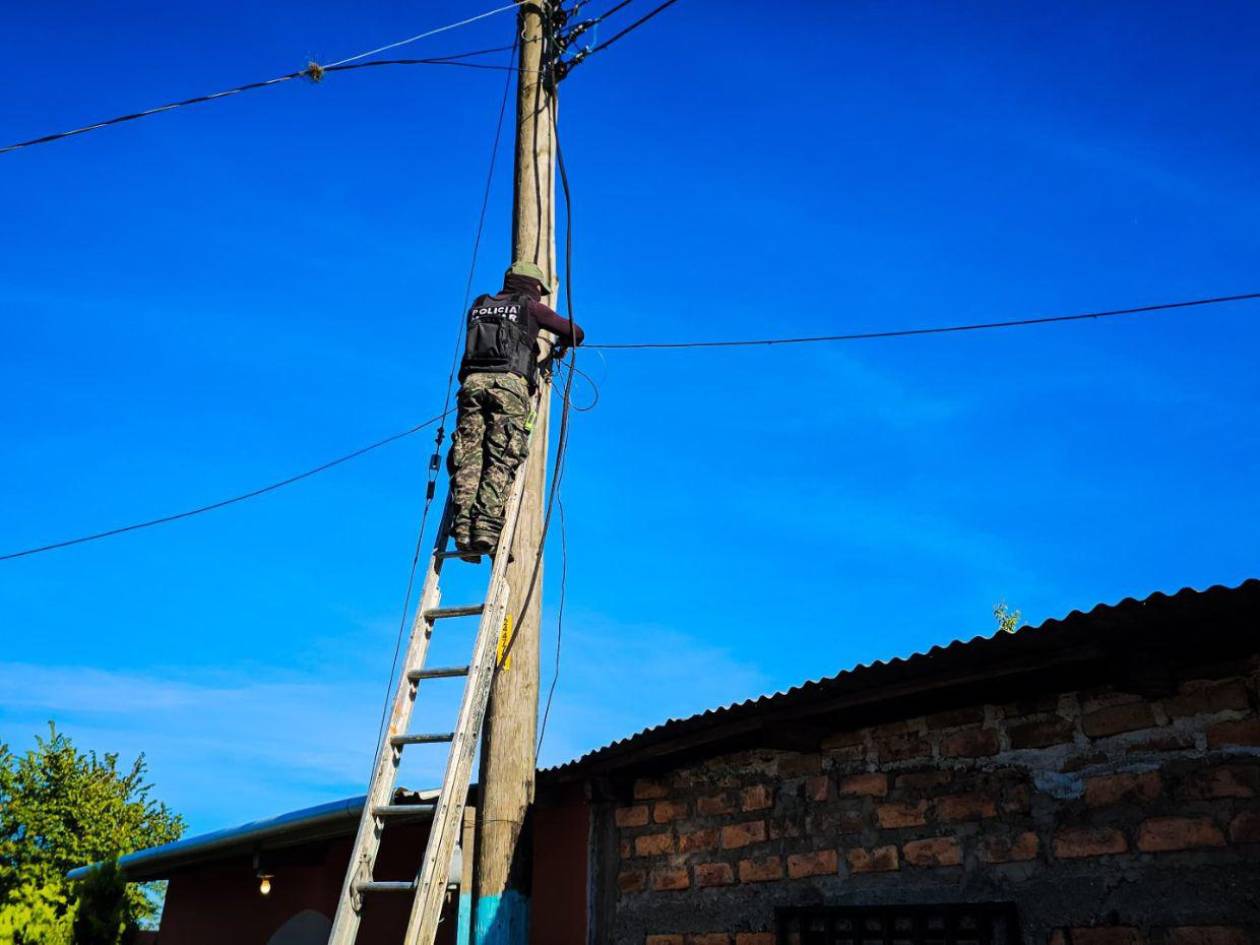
1124;732;1194;755
871;719;919;738
635;831;675;857
741;784;774;811
769;815;803;840
820;730;863;750
618;869;647;892
1082;703;1158;738
650;867;690;891
1181;764;1258;799
877;733;931;763
620;838;632;859
1002;783;1032;813
1164;678;1251;718
786;849;838;879
720;820;766;849
679;827;720;853
1083;771;1162;807
896;770;953;794
1053;826;1127;858
654;799;689;823
1229;810;1260;842
926;707;986;729
1166;927;1249;945
616;805;650;828
1070;928;1143;945
1008;716;1075;749
738;855;784;883
646;937;684;945
809;806;865;835
804;775;830;802
839;772;888;797
777;753;823;777
935;792;998;822
696;793;737;816
876;800;928;828
1080;690;1142;714
979;831;1040;863
693;862;735;888
634;778;670;800
1062;751;1109;772
1136;816;1225;852
826;742;867;765
846;844;899;873
1207;718;1260;749
735;935;776;945
1003;694;1059;717
940;727;1000;758
902;836;962;867
689;936;731;945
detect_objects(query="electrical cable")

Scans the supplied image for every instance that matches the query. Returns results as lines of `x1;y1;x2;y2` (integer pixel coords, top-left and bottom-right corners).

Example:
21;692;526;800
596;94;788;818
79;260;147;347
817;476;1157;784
584;0;679;55
586;292;1260;350
536;493;567;755
0;411;452;563
369;38;520;768
506;24;581;741
0;4;525;156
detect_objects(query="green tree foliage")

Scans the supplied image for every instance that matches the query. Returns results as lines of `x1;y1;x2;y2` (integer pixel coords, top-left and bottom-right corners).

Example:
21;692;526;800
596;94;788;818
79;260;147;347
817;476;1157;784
0;725;184;944
993;600;1022;634
69;863;128;945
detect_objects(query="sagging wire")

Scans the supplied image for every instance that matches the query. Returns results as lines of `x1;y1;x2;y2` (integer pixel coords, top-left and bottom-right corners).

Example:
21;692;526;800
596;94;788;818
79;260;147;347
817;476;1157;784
368;37;520;769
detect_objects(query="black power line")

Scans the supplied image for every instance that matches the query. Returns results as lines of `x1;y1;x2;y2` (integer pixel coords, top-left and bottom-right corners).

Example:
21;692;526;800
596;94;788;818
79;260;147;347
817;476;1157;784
585;0;679;55
0;411;452;563
586;292;1260;351
0;41;519;156
369;37;521;767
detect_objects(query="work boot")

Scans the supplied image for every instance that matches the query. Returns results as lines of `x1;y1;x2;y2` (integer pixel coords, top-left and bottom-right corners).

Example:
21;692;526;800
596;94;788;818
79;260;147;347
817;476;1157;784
451;517;472;552
469;534;498;557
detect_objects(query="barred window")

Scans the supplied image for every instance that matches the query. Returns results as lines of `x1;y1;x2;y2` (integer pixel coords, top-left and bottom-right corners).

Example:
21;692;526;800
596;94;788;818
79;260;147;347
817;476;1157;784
777;904;1020;945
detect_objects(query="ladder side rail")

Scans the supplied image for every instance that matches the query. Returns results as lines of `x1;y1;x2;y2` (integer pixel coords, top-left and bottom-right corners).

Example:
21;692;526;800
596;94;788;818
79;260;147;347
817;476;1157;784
328;498;455;945
404;445;536;945
406;579;510;945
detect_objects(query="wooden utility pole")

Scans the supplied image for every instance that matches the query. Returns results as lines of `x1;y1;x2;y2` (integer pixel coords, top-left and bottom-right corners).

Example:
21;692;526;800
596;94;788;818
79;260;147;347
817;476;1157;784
473;3;556;943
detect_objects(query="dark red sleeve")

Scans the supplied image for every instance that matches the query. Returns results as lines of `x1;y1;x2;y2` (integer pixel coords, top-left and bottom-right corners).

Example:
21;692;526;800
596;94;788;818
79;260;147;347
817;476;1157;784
530;300;585;346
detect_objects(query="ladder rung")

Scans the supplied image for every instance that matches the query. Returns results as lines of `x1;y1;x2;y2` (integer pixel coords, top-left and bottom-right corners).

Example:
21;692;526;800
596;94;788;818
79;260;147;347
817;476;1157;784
356;881;416;894
423;604;484;620
390;732;455;747
372;802;435;817
408;665;470;682
435;548;482;561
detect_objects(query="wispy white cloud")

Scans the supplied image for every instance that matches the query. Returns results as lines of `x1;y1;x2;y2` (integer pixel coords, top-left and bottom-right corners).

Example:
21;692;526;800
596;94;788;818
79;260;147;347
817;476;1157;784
0;661;461;834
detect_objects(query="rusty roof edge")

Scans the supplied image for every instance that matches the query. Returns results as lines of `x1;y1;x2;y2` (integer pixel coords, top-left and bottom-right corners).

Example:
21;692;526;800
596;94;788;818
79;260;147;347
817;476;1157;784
541;579;1260;781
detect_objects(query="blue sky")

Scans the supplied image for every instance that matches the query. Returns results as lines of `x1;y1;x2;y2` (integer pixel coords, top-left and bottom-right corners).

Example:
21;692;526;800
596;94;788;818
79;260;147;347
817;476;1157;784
1;0;1258;837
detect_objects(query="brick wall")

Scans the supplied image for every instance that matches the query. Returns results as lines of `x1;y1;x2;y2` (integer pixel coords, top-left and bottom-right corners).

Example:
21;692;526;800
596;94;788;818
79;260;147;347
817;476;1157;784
596;659;1260;945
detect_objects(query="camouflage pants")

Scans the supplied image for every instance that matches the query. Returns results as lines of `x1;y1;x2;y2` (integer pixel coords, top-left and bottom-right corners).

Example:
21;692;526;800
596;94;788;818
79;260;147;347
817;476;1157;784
447;372;532;548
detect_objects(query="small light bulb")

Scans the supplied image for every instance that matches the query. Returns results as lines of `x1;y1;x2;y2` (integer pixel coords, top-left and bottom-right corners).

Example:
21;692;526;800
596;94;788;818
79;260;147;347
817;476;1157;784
259;876;272;896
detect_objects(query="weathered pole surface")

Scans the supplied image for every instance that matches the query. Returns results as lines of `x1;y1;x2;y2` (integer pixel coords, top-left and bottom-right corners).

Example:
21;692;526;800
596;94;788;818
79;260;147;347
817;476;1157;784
473;3;555;943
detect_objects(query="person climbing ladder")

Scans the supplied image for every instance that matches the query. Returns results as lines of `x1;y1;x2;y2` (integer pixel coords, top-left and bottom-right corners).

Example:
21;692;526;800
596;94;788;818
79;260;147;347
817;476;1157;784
448;260;584;558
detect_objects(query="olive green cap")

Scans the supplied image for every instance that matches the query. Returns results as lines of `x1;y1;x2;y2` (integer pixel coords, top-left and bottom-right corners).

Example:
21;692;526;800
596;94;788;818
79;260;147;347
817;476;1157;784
505;261;551;294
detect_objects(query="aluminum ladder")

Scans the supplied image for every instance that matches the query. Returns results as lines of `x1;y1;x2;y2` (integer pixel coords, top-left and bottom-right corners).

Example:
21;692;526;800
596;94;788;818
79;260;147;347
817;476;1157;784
327;446;533;945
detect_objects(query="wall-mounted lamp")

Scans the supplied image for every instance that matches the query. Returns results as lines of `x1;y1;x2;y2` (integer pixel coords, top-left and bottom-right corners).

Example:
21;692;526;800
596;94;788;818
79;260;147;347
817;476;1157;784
253;852;274;896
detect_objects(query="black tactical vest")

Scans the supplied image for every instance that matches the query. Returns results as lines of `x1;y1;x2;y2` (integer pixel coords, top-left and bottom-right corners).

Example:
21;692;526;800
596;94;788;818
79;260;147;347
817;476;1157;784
461;292;540;383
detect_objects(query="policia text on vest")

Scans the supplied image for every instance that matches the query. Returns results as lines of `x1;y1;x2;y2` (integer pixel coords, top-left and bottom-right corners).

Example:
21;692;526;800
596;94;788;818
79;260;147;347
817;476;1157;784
447;262;585;557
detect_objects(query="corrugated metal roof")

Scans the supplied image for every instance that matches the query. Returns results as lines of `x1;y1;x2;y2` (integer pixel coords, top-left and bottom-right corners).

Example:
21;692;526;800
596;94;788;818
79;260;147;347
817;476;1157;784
543;579;1260;778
